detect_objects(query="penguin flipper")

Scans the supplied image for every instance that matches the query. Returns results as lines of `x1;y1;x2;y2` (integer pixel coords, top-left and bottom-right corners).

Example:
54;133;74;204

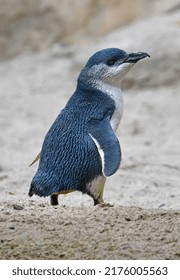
88;115;121;177
29;152;41;166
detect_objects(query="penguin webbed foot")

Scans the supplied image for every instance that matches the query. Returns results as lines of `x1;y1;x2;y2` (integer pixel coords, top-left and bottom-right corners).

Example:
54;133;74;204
93;198;114;207
98;202;114;208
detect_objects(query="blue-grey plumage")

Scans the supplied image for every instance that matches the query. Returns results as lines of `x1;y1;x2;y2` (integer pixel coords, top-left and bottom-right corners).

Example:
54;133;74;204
29;48;150;205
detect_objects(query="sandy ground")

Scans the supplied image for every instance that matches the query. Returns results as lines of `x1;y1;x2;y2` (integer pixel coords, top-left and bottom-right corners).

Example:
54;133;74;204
0;11;180;259
0;203;180;260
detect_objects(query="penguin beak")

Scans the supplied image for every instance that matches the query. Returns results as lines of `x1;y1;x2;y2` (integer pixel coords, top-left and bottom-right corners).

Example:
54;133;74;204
125;52;150;63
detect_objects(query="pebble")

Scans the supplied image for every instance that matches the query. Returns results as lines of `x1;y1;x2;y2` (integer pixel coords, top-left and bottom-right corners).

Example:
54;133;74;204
13;204;24;210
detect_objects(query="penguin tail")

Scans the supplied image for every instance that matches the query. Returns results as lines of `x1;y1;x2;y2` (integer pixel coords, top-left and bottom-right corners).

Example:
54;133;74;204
28;183;35;197
28;171;58;197
28;181;51;197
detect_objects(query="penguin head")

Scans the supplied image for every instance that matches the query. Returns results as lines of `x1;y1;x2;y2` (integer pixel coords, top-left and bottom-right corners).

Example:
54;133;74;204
78;48;150;88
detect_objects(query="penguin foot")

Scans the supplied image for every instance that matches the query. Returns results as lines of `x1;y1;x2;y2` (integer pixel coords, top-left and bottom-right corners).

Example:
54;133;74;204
50;194;59;206
93;197;113;207
98;202;114;208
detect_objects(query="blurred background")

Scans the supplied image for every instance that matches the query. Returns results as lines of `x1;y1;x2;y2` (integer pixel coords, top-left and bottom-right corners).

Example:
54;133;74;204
0;0;180;208
0;0;179;59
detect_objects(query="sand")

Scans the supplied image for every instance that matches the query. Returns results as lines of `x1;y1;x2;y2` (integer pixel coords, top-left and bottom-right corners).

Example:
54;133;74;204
0;203;180;260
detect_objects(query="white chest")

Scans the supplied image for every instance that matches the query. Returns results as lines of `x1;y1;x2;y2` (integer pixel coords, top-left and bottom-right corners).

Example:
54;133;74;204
96;82;124;132
109;89;124;132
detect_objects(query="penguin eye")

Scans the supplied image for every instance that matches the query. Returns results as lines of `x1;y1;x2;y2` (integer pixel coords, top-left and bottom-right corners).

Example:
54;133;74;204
107;58;116;67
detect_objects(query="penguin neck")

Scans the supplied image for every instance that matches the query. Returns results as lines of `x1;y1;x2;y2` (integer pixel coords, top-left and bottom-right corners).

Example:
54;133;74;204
76;77;124;132
94;79;122;104
94;79;124;132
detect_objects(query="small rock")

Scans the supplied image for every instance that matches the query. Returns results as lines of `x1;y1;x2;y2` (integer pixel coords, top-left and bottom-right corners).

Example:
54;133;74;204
9;192;15;195
59;253;66;258
13;204;24;210
158;203;165;208
125;217;131;221
9;226;15;230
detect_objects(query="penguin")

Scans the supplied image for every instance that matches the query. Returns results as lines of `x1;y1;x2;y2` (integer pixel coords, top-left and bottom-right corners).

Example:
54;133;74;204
28;48;150;206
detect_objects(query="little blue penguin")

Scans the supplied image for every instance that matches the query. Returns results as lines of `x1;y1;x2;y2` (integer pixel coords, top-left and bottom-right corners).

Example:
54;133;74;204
28;48;150;206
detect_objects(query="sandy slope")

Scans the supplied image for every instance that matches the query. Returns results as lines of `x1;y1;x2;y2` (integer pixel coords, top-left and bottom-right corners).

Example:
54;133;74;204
0;11;180;259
